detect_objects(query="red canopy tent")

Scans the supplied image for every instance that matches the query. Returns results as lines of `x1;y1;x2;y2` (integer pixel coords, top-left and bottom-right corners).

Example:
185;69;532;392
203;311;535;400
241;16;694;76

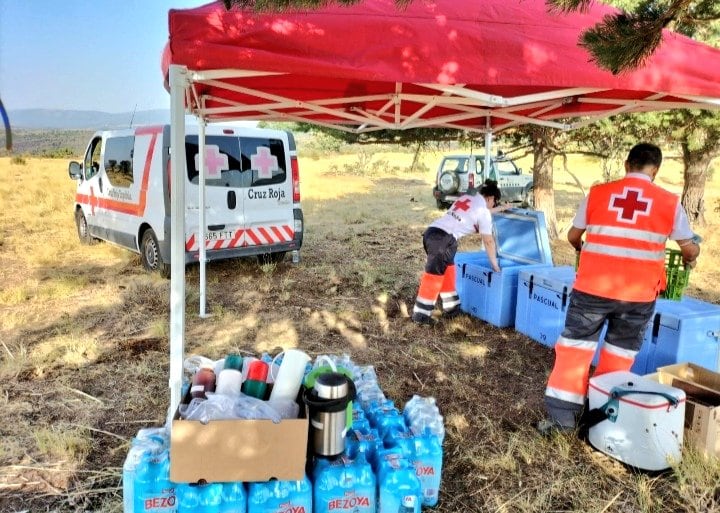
162;0;720;133
161;0;720;417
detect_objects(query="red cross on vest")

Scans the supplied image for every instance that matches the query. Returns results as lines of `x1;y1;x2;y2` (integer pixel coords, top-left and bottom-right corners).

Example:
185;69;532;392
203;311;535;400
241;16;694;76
609;187;653;223
453;198;471;211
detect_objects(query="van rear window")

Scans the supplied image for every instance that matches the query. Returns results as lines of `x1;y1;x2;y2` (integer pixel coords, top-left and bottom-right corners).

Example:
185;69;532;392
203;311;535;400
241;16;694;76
185;135;287;188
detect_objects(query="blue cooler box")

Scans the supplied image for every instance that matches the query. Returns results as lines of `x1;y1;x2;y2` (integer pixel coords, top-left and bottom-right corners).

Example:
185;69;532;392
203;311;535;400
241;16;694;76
515;266;576;347
633;296;720;374
458;209;554;327
454;251;490;299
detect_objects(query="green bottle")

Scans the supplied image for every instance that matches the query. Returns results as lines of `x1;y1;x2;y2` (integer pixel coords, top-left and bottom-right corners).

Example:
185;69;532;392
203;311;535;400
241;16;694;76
224;353;243;371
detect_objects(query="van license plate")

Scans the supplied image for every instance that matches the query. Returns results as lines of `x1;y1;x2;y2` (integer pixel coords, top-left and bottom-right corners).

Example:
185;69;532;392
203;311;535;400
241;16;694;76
205;230;234;241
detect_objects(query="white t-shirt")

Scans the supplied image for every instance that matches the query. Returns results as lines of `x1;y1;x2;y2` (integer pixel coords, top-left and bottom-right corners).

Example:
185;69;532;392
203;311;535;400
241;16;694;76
430;193;493;239
572;173;693;240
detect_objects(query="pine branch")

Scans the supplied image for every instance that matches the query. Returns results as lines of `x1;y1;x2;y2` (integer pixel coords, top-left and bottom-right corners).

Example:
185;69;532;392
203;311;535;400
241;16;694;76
546;0;594;14
581;12;665;74
581;0;699;74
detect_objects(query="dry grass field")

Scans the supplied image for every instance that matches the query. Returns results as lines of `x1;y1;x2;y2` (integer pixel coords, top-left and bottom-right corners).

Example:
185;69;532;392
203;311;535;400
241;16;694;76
1;149;720;512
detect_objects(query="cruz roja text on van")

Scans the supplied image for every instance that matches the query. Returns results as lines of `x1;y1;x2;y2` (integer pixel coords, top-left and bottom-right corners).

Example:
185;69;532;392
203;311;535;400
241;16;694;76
247;187;286;200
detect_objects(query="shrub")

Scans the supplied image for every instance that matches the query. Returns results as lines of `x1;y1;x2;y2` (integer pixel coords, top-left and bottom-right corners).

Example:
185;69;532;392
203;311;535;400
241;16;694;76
11;155;27;165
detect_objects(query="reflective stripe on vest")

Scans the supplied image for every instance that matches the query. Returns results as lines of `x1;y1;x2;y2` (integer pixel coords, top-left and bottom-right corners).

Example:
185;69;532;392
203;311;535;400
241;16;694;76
585;225;667;244
545;385;586;405
582;242;666;261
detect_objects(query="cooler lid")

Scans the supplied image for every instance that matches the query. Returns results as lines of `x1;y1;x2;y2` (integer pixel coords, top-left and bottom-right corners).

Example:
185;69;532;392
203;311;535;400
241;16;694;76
589;371;686;408
655;297;720;328
493;209;554;265
518;266;576;293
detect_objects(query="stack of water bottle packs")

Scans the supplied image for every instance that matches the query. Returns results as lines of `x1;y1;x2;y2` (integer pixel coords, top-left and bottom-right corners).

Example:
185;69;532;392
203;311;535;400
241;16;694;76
123;352;444;512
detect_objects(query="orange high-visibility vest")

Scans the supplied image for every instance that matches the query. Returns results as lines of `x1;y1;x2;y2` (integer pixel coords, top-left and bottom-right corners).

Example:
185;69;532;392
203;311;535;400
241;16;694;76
574;176;678;302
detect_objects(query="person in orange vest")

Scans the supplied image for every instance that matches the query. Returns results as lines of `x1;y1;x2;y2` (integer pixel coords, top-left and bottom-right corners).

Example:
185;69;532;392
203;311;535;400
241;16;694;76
538;143;701;434
411;179;511;325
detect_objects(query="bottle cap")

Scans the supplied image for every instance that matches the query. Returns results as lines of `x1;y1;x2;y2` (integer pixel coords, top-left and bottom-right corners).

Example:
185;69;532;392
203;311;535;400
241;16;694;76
247;360;269;382
224;353;243;371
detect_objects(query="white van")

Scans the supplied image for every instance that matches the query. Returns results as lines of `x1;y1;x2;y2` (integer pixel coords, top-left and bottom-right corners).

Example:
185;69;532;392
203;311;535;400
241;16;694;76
68;124;303;276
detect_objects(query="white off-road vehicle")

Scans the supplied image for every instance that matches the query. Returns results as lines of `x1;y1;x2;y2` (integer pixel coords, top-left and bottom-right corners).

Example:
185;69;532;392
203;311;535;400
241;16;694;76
433;154;533;209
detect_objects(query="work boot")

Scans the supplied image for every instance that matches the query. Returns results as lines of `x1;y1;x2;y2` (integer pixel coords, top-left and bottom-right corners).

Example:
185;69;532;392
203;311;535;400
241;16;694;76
535;418;575;437
442;307;464;320
411;312;438;326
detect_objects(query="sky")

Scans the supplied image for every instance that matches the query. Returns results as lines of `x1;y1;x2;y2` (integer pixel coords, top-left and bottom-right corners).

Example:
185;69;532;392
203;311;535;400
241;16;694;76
0;0;207;113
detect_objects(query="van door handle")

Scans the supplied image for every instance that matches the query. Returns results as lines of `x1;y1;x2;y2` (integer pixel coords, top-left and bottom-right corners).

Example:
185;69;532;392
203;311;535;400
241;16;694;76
208;224;225;231
99;176;103;193
227;191;236;209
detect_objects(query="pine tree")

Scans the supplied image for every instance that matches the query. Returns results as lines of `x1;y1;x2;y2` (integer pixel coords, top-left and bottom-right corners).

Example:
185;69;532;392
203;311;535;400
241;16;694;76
547;0;720;73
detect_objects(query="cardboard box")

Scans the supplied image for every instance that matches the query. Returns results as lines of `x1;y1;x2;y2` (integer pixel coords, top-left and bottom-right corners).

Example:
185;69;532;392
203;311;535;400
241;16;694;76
653;363;720;458
459;209;554;328
170;399;309;483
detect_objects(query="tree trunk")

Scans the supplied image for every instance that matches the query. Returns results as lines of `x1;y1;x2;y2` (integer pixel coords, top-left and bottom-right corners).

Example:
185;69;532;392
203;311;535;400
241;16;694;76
410;141;422;172
531;127;559;239
680;143;713;227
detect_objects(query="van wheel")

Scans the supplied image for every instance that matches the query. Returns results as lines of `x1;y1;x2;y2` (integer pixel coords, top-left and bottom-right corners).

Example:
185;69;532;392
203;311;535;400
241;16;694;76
75;209;96;245
436;199;451;210
141;229;170;278
258;252;286;264
438;171;460;194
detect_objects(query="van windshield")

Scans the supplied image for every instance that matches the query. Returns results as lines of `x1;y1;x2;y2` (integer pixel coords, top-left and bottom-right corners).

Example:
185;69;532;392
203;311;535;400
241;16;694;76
495;159;518;176
185;136;287;188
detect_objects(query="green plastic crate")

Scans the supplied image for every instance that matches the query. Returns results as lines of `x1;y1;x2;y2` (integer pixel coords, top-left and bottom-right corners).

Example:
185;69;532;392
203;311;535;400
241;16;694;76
575;248;689;299
661;249;691;300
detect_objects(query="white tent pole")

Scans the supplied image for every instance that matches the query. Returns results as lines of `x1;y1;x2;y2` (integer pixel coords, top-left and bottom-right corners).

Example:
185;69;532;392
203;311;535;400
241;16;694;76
168;64;188;425
198;120;208;318
484;117;493;183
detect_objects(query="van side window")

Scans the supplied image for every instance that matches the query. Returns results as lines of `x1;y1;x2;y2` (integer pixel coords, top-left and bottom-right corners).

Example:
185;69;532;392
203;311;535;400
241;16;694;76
185;135;243;188
104;136;135;188
84;137;102;180
243;138;287;186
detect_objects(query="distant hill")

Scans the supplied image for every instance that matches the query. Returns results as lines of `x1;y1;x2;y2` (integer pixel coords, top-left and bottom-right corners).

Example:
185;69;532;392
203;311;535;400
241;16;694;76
7;109;170;130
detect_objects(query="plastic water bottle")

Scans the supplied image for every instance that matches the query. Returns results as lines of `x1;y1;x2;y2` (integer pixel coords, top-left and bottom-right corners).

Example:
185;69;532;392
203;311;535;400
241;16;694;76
413;429;443;507
220;482;247;513
198;483;223;513
351;404;370;431
373;410;407;440
123;430;169;513
313;453;376;513
269;349;311;402
247;475;312;513
133;444;175;513
123;441;161;513
345;429;383;470
382;429;415;462
397;495;417;513
403;396;445;441
176;483;200;512
376;450;421;513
